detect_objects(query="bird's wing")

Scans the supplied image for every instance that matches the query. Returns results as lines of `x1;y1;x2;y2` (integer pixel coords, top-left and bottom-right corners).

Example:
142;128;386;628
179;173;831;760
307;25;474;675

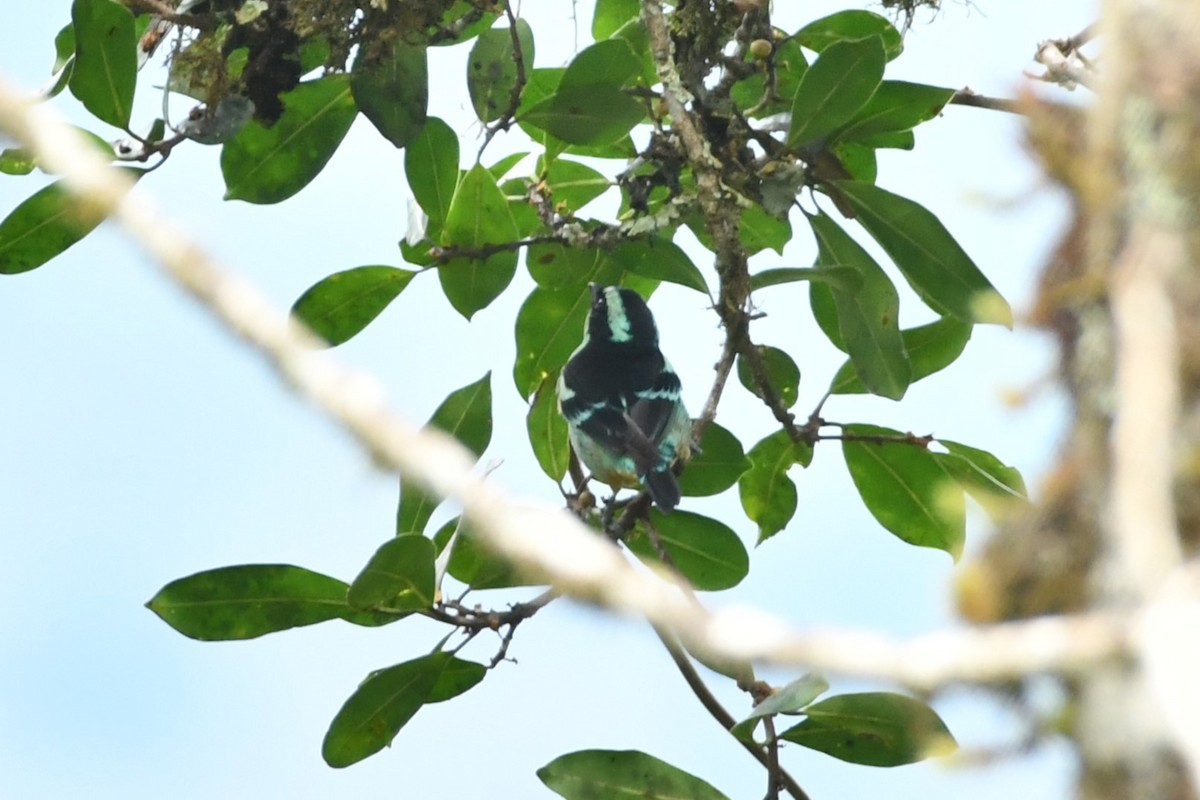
626;367;683;449
565;403;660;474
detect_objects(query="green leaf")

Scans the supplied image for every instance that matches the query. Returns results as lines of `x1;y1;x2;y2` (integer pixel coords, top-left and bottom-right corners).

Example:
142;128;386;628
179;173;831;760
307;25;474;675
592;0;640;40
678;422;750;497
53;23;76;74
832;140;878;182
405;117;459;225
467;19;534;122
146;564;392;641
837;81;955;142
0;172;137;275
489;151;528;180
842;424;965;557
527;374;571;481
834;182;1013;326
222;76;358;204
539;750;730;800
611;237;708;293
323;652;449;768
797;11;904;61
434;517;539;590
517;39;645;147
809;210;909;400
526;241;619;291
439;163;520;318
521;85;644;146
625;511;749;592
780;692;957;766
541;157;611;213
397;373;493;535
427;657;487;703
347;535;436;612
738;206;793;255
291;265;416;347
809;280;844;351
749;266;861;293
788;37;886;148
560;38;642;91
738;430;812;543
831;316;972;394
351;40;428;148
513;285;592;397
0;149;36;176
428;371;496;457
736;345;801;409
934;439;1028;517
69;0;136;128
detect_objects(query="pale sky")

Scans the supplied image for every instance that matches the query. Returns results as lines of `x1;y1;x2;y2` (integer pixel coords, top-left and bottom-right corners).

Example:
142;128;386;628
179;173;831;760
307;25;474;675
1;2;1092;797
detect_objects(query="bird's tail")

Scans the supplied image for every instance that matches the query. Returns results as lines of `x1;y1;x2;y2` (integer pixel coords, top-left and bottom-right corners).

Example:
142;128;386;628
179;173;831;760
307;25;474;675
645;467;681;513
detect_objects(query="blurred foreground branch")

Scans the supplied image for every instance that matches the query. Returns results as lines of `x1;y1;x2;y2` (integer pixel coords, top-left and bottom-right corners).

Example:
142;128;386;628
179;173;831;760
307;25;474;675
0;71;1182;695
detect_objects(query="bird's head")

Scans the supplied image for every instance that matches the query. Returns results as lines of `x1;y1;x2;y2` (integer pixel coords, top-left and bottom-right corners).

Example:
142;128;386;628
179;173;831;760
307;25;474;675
586;284;659;348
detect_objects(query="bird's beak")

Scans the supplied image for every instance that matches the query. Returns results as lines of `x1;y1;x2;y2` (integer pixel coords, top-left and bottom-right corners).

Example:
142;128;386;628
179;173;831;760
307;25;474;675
588;282;603;302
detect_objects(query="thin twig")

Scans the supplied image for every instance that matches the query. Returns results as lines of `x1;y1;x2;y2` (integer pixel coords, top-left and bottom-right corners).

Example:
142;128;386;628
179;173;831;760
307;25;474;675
477;2;529;160
653;624;811;800
949;89;1021;115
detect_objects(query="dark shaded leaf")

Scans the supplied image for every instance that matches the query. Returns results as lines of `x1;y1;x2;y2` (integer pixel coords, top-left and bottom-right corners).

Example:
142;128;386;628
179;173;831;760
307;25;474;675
780;692;957;766
405;117;459;225
146;564;392;641
809;210;909;399
291;265;416;347
222;76;358;204
834;182;1012;326
322;652;449;768
69;0;136;128
831;316;971;394
351;40;428;148
737;345;801;409
678;422;750;497
832;141;878;182
626;511;749;591
788;37;886;148
347;535;436;612
797;11;903;61
467;19;534;122
540;750;730;800
842;424;964;557
527;374;571;481
738;430;813;543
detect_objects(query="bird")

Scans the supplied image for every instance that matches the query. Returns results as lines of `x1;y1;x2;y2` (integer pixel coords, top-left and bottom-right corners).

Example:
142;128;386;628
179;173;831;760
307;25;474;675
558;283;692;512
